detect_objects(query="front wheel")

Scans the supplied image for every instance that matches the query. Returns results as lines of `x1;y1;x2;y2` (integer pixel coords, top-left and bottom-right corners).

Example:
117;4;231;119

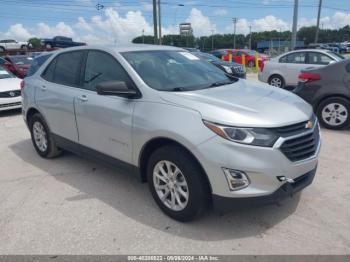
147;145;210;222
317;97;350;130
29;113;62;158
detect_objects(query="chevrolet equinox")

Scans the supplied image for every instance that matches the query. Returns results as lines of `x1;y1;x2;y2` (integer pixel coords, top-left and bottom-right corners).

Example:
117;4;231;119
22;45;321;221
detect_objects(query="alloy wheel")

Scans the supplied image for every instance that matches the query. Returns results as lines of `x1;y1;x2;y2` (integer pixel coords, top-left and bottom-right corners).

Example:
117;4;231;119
153;160;189;211
270;77;282;87
322;103;348;126
33;121;48;152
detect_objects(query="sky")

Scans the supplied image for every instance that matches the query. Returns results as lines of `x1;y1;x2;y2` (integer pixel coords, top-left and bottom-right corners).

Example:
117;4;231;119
0;0;349;45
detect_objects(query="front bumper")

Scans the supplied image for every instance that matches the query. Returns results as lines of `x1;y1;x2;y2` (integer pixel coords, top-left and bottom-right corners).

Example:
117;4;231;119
0;97;22;111
212;166;316;212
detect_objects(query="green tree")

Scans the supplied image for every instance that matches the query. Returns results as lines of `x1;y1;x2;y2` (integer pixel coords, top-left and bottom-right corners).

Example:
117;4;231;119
28;37;41;49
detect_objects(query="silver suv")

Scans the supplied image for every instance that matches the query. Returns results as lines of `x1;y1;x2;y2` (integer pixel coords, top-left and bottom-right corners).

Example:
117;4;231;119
22;45;320;221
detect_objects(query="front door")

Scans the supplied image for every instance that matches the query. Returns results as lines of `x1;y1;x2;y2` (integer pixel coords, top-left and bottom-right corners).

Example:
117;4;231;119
74;50;137;163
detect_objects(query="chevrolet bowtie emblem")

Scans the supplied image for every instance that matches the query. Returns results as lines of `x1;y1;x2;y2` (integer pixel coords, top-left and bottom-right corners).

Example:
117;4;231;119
305;121;313;129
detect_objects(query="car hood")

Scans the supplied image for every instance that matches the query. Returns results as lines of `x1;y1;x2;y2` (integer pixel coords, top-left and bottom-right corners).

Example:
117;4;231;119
0;78;21;92
159;80;313;127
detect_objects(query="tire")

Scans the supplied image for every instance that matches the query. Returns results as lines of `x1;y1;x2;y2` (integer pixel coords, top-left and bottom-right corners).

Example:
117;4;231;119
29;113;61;158
317;97;350;130
268;74;285;89
247;60;255;68
147;145;210;222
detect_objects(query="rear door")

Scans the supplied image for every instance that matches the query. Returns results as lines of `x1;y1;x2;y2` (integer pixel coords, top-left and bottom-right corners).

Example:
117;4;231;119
307;51;334;67
73;50;137;163
36;50;85;142
280;52;306;85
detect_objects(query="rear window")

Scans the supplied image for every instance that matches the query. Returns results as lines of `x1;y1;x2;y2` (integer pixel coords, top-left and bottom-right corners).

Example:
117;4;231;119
41;51;84;87
26;54;52;77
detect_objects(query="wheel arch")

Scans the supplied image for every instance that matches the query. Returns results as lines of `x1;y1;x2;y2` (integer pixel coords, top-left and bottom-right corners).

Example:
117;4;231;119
138;137;212;193
315;94;350;112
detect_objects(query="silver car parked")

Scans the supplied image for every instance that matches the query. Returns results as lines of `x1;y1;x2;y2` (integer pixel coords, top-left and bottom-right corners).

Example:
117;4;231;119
22;45;320;221
258;49;344;89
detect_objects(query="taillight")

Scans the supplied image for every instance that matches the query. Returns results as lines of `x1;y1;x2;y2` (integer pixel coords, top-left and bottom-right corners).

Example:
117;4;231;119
298;72;321;83
20;80;25;90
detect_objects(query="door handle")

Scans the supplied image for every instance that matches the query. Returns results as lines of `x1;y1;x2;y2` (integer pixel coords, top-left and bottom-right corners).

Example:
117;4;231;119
77;95;88;102
40;85;47;91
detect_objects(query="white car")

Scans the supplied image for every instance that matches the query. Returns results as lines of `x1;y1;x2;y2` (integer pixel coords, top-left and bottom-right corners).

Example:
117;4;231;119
0;66;22;111
0;39;31;52
258;49;345;89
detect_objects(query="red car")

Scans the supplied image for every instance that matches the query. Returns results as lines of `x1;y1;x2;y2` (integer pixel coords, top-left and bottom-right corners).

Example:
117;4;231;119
3;55;34;78
221;49;268;68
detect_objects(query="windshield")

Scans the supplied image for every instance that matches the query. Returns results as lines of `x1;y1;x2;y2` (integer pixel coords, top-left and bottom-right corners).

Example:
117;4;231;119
10;56;34;65
122;50;235;91
328;51;345;60
0;66;15;79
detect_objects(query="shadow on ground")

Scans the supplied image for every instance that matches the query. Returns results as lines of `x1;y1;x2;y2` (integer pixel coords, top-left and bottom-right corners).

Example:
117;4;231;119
0;108;21;118
10;138;302;242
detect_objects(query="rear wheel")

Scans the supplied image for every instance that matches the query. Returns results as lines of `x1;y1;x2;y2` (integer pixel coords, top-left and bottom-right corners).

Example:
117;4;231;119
268;75;285;89
317;97;350;130
247;60;255;68
147;145;210;222
29;113;61;158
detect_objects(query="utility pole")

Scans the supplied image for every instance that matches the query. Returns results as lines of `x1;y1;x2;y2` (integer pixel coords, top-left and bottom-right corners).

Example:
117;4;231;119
211;29;214;50
232;18;237;49
158;0;162;45
249;25;252;50
152;0;158;44
314;0;322;43
142;29;145;44
291;0;299;50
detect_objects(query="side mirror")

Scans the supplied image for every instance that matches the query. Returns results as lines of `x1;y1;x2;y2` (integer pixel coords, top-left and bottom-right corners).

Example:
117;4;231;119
328;60;336;65
96;81;139;98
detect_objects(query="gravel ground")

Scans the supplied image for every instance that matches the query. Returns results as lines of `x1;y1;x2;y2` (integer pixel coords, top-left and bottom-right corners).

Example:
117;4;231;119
0;109;349;255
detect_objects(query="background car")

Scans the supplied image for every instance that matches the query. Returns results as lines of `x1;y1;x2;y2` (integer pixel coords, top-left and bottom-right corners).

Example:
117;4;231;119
0;65;22;111
3;55;35;78
0;39;31;51
40;36;86;49
294;59;350;130
308;43;339;53
213;49;267;68
192;51;246;78
258;49;345;89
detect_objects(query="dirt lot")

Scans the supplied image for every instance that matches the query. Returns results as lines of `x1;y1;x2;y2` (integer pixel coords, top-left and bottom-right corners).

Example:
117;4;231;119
0;109;349;255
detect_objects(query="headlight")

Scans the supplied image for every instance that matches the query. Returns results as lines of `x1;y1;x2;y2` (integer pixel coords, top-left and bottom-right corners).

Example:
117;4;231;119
203;120;278;147
222;65;232;74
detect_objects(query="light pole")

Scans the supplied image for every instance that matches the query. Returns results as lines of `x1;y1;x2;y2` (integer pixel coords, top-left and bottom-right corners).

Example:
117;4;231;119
172;4;184;46
158;0;162;45
232;18;237;49
153;0;158;44
291;0;299;50
211;29;215;50
142;29;145;44
249;25;252;50
314;0;323;43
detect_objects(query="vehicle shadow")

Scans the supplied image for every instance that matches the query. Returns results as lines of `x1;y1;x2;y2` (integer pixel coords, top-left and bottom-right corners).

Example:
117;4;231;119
10;139;302;241
0;108;21;117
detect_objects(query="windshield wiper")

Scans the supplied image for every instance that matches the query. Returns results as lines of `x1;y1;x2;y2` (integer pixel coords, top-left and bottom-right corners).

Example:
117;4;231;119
170;87;188;92
208;80;234;88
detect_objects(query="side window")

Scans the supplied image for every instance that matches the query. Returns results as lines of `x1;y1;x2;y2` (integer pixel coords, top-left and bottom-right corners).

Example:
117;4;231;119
52;51;84;87
308;52;333;65
281;52;306;64
41;57;57;82
83;50;134;91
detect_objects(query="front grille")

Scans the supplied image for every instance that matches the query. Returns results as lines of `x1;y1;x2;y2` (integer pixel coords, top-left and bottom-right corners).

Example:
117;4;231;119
0;90;21;98
280;126;320;162
275;115;316;137
232;66;245;74
0;102;21;108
